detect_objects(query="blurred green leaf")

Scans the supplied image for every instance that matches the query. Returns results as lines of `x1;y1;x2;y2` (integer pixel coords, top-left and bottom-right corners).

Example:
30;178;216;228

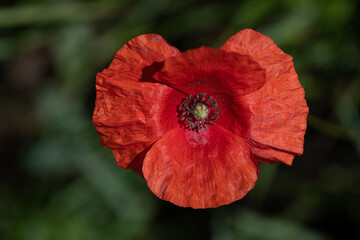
262;4;318;47
212;208;328;240
0;2;127;27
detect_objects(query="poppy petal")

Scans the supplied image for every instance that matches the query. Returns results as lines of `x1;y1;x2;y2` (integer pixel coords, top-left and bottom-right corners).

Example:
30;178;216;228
93;33;182;169
108;33;179;81
142;125;259;209
94;73;184;168
250;144;295;165
221;29;308;165
93;44;184;168
153;46;266;96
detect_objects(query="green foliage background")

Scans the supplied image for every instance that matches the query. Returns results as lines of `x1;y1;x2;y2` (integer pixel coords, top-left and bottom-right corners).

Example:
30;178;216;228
0;0;359;239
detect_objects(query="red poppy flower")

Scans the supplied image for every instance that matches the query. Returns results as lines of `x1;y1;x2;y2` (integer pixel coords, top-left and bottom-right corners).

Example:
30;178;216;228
93;29;308;209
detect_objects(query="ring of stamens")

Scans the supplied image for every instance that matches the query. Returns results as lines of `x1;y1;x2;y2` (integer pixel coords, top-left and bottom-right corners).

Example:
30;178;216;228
178;93;220;131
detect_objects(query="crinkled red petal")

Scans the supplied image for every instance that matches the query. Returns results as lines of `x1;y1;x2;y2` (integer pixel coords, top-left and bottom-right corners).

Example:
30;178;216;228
94;74;183;169
153;46;266;96
200;94;251;138
93;34;181;169
221;29;308;165
142;125;259;209
108;34;179;81
250;144;295;165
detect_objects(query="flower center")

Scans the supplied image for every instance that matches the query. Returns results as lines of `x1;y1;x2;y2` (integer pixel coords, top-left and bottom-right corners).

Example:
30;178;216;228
192;103;209;120
178;93;220;131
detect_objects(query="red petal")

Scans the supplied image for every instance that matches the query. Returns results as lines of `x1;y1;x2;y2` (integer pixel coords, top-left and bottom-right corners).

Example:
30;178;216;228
197;94;250;139
250;145;295;165
94;75;184;168
93;34;182;169
142;126;259;209
221;29;308;164
153;46;265;96
108;34;179;81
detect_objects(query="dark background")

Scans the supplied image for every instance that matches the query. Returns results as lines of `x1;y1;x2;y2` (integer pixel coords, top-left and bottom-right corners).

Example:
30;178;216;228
1;0;359;239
